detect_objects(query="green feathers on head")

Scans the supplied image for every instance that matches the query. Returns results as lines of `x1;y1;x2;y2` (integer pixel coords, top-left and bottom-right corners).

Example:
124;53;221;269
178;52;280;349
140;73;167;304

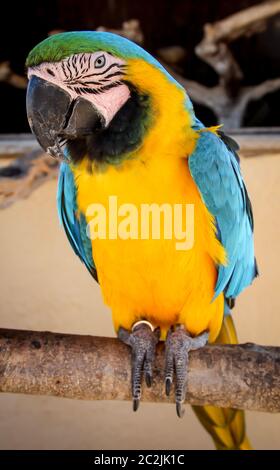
26;31;157;68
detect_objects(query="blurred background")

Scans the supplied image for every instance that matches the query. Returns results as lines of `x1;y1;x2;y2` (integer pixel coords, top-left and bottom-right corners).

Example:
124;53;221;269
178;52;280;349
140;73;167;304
0;0;280;450
1;0;280;131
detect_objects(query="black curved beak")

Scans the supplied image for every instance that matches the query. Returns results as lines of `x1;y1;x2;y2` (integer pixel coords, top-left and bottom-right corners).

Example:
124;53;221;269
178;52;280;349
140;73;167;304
26;75;104;160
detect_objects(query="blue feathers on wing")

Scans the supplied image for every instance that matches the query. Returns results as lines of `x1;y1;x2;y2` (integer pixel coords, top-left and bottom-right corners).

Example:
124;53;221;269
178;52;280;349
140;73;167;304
188;128;258;302
57;162;98;281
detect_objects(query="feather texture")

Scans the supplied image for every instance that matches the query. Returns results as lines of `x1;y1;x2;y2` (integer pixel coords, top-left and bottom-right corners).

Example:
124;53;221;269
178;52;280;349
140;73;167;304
57;162;97;281
188;129;257;300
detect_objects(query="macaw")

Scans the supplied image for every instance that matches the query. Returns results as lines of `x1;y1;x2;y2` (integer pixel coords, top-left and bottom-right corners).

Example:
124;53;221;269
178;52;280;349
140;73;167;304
26;31;257;450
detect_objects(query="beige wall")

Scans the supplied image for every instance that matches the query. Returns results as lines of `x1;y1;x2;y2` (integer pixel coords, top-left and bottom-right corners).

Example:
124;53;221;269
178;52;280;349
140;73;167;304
0;152;280;450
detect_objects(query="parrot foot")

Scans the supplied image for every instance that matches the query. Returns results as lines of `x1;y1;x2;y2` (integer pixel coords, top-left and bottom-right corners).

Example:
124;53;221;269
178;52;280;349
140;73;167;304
164;326;209;418
118;321;160;412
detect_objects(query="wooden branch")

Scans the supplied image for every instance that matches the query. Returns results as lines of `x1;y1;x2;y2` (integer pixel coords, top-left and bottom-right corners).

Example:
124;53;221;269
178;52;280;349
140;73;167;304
0;134;40;155
243;77;280;102
0;150;58;209
196;40;243;85
0;328;280;412
0;61;27;89
192;1;280;127
195;0;280;83
229;128;280;156
157;46;187;66
199;1;280;46
195;0;280;75
0;130;279;209
0;131;279;210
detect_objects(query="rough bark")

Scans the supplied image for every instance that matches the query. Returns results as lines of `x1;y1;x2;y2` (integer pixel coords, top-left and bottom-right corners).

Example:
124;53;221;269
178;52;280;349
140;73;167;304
193;1;280;127
0;328;280;412
198;0;280;46
195;1;280;83
0;150;58;209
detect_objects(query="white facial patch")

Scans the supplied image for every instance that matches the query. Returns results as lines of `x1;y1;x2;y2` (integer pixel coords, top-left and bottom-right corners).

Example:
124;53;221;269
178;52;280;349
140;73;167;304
28;51;130;126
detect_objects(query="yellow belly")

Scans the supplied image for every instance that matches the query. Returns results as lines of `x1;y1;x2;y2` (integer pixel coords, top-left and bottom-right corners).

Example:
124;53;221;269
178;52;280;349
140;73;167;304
73;153;225;342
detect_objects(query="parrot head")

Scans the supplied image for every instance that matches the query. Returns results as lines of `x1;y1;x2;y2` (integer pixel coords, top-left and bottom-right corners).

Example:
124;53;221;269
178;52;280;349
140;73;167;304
26;31;193;165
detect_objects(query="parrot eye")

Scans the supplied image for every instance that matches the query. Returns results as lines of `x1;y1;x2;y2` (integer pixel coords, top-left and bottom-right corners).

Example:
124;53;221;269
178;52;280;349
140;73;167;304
94;55;106;69
47;68;55;77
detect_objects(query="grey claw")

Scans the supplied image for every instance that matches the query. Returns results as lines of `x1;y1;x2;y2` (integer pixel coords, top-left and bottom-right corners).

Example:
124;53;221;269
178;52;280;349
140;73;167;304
145;372;152;387
144;354;153;387
118;327;132;345
133;398;140;412
118;323;160;411
176;401;185;418
164;326;209;418
165;377;172;396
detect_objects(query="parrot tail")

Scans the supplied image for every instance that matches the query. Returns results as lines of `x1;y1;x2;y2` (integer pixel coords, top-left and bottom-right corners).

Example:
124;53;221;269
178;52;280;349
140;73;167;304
191;314;252;450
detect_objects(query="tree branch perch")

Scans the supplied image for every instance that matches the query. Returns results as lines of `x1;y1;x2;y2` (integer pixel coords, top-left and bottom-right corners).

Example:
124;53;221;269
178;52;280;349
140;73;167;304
0;328;279;412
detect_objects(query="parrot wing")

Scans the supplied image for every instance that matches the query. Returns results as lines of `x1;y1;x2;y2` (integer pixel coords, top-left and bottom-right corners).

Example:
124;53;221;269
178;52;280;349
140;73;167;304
57;162;98;282
188;129;258;301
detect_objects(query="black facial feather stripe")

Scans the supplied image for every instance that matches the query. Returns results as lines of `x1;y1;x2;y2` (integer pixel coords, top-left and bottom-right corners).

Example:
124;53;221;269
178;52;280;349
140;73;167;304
81;54;91;74
70;74;122;86
103;71;123;80
84;55;91;73
78;54;84;66
98;81;123;92
66;79;102;86
72;81;123;95
66;59;72;78
72;56;78;75
72;71;123;86
76;62;125;79
61;61;69;79
61;55;91;80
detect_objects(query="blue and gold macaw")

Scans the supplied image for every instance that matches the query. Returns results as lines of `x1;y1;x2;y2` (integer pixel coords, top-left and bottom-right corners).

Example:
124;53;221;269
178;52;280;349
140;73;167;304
26;31;257;450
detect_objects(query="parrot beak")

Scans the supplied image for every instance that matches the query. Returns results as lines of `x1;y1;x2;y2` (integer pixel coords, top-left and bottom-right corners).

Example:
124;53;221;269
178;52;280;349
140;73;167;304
26;75;104;160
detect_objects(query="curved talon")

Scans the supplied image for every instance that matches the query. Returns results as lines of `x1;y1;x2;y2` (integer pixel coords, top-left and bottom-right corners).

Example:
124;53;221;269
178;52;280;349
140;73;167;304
164;326;209;418
145;369;152;388
165;331;174;396
133;398;140;412
165;377;172;396
176;401;185;418
118;323;160;411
